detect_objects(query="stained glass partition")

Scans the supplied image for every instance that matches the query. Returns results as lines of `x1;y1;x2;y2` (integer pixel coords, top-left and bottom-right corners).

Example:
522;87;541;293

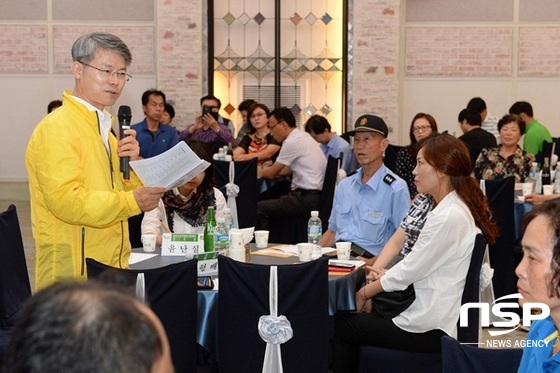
211;0;345;134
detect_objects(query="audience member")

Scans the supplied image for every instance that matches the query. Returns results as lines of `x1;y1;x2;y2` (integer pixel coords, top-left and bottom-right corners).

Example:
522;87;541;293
509;101;552;158
25;32;165;290
256;107;326;229
304;114;358;175
318;114;410;257
516;199;560;372
473;114;534;182
457;107;498;169
131;89;179;159
179;95;236;154
3;280;173;373
395;113;438;198
236;98;257;142
233;103;280;167
47;100;62;113
142;140;226;246
333;134;498;372
467;97;500;137
161;102;175;126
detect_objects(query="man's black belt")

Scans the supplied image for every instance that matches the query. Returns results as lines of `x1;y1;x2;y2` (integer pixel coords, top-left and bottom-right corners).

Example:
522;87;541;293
351;243;374;259
293;188;321;194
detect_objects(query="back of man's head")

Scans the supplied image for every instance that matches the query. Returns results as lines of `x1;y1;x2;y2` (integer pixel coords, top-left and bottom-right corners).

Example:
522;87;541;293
238;99;257;112
509;101;534;118
458;108;482;127
466;97;487;114
3;281;165;373
269;107;296;128
304;115;331;134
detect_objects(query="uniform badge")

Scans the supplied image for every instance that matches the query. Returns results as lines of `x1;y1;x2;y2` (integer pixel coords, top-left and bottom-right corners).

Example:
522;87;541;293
383;174;395;185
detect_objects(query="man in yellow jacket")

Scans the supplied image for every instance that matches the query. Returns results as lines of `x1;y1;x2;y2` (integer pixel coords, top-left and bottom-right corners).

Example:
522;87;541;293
26;33;165;289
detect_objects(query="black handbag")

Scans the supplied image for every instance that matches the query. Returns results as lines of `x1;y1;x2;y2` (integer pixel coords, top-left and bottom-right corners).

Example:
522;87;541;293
371;284;415;319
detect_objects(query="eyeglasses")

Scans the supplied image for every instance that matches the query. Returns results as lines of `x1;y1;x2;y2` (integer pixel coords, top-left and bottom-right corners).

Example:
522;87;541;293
413;125;431;133
268;120;283;130
78;61;132;82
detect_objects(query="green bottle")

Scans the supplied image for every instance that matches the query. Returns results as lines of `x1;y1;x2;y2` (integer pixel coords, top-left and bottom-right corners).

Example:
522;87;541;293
204;206;217;252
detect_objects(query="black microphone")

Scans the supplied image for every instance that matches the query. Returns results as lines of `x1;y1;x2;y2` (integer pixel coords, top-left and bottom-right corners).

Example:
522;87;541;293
118;105;132;182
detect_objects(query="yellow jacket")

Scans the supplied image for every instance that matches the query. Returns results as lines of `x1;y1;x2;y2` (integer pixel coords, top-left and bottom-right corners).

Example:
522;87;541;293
26;91;143;289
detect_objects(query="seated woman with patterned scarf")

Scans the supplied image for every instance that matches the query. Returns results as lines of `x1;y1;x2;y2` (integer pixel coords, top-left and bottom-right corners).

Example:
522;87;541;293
141;139;227;245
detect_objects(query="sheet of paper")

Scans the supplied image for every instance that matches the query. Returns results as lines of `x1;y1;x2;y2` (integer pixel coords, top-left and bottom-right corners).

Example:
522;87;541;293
328;259;366;268
271;245;336;256
129;252;159;265
130;141;210;190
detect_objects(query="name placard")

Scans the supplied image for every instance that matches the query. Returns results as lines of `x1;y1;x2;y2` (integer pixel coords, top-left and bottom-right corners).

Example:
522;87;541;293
161;233;204;256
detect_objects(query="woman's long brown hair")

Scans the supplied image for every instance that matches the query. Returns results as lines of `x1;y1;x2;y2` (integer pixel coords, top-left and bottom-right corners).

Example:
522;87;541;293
418;134;498;246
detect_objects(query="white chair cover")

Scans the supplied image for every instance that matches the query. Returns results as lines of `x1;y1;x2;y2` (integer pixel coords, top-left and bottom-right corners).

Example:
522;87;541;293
258;266;293;373
136;272;146;302
225;161;240;229
479;179;503;328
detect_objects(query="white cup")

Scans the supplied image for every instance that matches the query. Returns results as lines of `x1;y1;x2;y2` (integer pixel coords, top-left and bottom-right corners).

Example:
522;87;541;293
141;234;157;252
543;185;554;195
228;249;246;262
229;232;245;251
522;183;533;196
297;243;314;262
254;230;270;249
335;242;352;261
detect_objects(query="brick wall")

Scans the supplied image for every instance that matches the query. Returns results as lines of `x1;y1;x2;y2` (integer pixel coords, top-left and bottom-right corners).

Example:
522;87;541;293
350;0;400;139
156;0;205;131
406;27;513;77
519;27;560;77
0;25;48;73
52;26;155;74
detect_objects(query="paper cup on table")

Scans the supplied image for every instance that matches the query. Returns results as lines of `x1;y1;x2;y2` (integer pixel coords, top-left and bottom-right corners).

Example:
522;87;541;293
522;183;533;196
141;234;157;252
543;185;554;195
229;231;245;251
297;243;314;262
254;230;269;248
228;249;246;262
335;242;352;261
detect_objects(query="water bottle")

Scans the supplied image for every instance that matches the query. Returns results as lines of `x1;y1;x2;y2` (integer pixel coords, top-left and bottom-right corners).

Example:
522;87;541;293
528;162;538;183
542;157;551;185
223;207;233;231
534;170;543;194
308;210;322;260
554;162;560;193
204;206;216;252
214;217;229;254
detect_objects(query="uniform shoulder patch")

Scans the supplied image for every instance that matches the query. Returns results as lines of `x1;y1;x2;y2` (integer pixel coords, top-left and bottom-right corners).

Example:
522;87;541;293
383;174;395;185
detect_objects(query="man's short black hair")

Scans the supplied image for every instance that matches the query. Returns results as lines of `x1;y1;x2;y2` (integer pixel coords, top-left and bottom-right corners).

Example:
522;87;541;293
269;107;296;128
466;97;487;114
3;281;164;373
458;108;482;127
141;89;166;106
200;95;221;109
238;99;257;112
509;101;534;117
304;115;331;134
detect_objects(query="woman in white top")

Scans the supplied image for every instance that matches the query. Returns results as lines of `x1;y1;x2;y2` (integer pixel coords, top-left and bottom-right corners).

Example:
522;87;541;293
142;140;227;246
332;134;498;372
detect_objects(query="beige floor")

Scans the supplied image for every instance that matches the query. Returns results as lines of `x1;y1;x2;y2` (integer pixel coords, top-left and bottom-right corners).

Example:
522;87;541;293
3;199;526;349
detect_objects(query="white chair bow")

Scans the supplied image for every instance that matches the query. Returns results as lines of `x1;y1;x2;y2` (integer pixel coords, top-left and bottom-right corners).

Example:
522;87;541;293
258;266;293;373
226;161;240;229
